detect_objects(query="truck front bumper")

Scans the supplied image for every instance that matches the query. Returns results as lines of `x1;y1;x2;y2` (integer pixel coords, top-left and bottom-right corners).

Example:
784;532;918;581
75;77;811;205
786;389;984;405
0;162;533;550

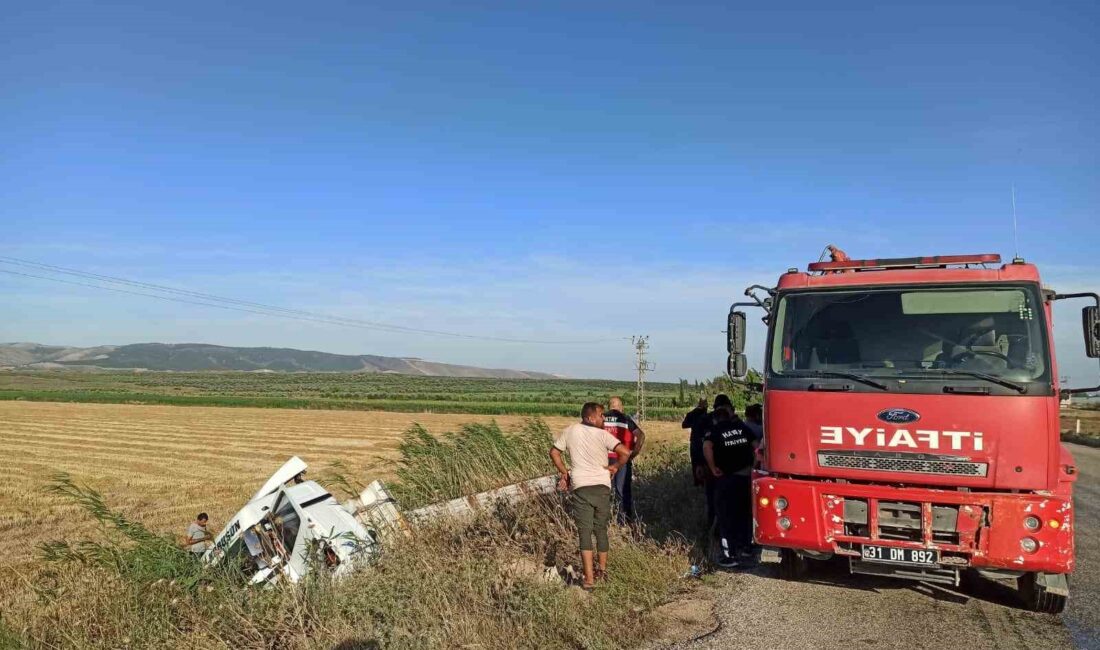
752;474;1074;574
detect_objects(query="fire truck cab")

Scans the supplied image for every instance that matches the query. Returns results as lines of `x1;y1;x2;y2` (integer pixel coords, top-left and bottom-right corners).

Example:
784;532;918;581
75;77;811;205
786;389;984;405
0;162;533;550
728;250;1100;613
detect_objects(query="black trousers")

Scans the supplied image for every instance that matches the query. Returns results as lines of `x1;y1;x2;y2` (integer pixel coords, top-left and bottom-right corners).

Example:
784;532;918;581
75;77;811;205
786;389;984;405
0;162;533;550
714;473;753;553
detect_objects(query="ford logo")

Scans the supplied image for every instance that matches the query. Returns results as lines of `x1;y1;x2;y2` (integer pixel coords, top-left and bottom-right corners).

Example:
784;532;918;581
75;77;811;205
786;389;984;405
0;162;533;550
877;408;920;424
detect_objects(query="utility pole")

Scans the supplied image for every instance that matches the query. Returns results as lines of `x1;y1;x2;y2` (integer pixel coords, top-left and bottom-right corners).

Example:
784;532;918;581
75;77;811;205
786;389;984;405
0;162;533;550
632;336;655;422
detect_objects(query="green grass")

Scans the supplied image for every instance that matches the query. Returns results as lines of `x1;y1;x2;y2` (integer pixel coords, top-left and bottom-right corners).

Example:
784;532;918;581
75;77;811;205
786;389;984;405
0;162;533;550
1062;434;1100;448
3;418;698;649
0;370;754;420
387;419;557;508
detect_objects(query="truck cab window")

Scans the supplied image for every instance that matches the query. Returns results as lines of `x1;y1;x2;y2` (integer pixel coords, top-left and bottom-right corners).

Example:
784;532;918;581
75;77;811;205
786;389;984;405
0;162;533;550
770;286;1049;384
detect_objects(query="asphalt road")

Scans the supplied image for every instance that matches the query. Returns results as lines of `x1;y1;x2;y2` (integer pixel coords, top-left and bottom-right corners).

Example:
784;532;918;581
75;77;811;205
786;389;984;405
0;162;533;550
1067;442;1100;648
671;442;1099;650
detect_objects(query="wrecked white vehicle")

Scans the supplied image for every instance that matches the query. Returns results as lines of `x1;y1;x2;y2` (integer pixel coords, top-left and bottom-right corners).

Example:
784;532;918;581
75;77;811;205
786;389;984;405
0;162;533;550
203;456;554;585
202;457;394;584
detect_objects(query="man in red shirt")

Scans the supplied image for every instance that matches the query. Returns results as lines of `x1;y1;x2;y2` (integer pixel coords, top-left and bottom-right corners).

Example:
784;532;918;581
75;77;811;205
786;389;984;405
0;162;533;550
604;396;646;524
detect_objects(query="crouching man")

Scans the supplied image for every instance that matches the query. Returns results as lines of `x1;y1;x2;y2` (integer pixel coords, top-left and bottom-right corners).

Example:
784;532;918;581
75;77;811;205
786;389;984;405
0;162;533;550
186;512;213;559
549;401;630;590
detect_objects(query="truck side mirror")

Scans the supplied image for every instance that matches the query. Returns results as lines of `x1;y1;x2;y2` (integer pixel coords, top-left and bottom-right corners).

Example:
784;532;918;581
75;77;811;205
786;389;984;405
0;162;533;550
1085;306;1100;358
728;353;748;379
728;310;747;355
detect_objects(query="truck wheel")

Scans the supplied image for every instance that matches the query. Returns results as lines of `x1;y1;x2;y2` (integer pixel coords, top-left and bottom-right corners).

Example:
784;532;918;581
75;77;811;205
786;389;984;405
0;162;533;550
1018;572;1068;614
778;549;808;581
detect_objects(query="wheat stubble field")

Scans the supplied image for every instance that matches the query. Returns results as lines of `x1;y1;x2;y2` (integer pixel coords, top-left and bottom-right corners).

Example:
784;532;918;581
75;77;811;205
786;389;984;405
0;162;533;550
0;400;682;571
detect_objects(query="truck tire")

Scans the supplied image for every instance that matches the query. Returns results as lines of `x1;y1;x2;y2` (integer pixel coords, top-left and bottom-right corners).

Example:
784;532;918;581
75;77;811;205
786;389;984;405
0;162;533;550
1018;572;1068;614
778;549;808;581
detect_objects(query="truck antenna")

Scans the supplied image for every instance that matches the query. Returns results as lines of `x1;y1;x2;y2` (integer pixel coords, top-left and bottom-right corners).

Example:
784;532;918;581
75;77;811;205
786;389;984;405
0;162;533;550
1011;185;1022;262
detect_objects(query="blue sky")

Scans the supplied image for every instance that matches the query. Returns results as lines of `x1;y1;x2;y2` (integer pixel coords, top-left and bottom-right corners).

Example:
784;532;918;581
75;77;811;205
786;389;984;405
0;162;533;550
2;1;1098;382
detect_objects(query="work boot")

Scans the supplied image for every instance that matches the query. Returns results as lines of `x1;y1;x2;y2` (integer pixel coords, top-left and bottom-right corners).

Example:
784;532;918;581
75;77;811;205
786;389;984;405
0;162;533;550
716;555;739;569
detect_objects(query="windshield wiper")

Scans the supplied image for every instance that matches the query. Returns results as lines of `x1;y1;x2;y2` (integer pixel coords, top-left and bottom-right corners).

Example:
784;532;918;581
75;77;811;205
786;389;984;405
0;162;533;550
929;369;1028;394
783;370;890;391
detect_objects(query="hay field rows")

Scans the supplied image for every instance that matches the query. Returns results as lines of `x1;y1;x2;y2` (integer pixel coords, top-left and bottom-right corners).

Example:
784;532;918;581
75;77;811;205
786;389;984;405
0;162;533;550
1063;407;1100;434
0;401;682;571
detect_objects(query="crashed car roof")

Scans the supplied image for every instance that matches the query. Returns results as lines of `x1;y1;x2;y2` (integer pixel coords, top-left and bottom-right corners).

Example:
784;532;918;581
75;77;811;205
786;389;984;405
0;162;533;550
280;481;334;508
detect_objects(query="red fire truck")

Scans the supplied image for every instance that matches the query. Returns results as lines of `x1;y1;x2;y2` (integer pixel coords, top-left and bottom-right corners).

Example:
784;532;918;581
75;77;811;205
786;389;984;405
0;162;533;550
727;249;1100;613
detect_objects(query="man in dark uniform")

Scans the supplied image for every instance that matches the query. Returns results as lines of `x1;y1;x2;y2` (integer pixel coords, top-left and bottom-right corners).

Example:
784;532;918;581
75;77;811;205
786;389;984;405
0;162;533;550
683;397;714;524
604;396;645;524
683;397;708;473
703;394;756;568
743;403;764;443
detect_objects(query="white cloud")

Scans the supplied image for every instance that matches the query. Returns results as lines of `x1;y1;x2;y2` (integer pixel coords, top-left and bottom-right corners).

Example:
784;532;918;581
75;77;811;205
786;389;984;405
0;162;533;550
5;249;1098;384
0;251;770;380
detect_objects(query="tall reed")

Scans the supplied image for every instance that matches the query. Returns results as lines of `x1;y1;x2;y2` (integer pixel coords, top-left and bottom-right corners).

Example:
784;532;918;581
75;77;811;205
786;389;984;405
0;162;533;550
3;418;691;649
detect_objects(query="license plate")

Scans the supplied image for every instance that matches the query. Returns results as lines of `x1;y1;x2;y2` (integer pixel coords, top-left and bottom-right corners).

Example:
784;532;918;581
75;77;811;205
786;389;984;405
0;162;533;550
860;545;938;566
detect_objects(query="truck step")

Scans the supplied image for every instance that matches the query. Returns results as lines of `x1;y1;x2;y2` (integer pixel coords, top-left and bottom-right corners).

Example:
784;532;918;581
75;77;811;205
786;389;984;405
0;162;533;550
849;559;959;586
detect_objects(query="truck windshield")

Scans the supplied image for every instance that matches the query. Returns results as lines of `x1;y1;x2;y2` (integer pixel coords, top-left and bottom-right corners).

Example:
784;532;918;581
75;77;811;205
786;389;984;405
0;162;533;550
769;286;1050;384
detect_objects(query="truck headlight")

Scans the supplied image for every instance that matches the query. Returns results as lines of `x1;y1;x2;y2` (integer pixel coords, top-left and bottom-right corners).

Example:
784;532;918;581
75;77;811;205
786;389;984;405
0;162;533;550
778;517;792;530
1023;516;1041;531
1020;537;1039;553
775;497;789;511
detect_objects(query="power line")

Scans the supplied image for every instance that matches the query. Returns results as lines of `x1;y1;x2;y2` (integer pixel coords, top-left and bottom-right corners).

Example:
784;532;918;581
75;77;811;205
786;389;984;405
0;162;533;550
0;268;432;331
0;256;623;345
0;265;618;345
0;255;481;334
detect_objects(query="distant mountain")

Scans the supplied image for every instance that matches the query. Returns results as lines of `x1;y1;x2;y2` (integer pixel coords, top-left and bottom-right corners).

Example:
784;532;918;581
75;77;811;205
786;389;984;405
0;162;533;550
0;342;559;379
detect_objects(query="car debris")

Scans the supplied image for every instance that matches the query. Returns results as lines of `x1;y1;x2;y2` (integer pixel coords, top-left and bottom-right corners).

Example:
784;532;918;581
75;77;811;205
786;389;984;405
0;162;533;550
202;457;556;585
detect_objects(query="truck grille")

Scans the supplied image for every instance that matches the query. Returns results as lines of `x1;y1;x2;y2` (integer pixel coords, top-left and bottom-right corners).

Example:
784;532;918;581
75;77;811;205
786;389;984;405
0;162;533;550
818;450;988;477
839;499;963;545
